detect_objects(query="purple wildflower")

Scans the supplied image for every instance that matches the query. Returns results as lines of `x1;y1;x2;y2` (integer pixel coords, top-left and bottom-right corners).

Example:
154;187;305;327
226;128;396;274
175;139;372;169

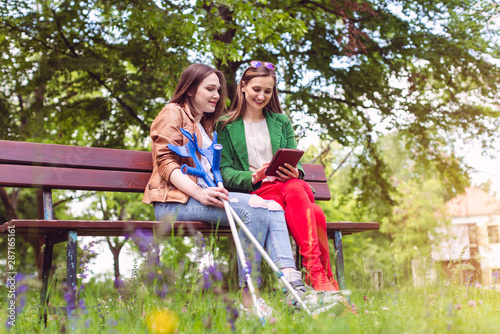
491;270;499;289
224;296;239;331
17;282;29;295
155;283;169;298
64;284;77;313
207;265;223;281
115;277;124;289
131;229;155;253
202;264;223;291
78;298;88;314
196;233;206;263
203;272;213;290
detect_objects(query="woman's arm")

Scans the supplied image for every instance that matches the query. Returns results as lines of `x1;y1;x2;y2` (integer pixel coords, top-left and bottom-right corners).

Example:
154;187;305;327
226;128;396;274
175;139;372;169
151;105;189;183
152;105;228;207
217;122;257;192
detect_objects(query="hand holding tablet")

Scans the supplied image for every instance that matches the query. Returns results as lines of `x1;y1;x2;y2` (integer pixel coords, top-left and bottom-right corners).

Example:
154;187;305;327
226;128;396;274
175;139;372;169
264;148;305;176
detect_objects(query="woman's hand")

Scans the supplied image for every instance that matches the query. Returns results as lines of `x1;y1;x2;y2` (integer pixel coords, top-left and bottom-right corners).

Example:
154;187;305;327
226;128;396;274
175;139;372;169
251;162;270;184
170;170;229;208
194;186;229;208
276;163;299;182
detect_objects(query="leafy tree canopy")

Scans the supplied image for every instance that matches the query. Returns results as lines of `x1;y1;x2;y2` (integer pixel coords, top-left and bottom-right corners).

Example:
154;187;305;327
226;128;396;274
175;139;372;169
1;0;499;215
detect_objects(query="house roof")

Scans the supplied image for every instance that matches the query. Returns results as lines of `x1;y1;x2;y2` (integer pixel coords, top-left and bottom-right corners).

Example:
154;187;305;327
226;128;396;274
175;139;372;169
446;186;500;217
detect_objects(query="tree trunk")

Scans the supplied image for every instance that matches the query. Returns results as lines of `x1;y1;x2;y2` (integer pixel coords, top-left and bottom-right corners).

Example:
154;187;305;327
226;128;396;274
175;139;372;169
107;236;125;285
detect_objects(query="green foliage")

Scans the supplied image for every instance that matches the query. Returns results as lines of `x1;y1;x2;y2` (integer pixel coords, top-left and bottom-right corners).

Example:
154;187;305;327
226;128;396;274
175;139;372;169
305;132;460;285
2;0;499;208
1;0;193;146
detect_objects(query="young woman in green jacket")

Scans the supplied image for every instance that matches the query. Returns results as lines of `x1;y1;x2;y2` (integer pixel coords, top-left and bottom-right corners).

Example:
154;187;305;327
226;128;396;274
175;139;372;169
218;61;339;292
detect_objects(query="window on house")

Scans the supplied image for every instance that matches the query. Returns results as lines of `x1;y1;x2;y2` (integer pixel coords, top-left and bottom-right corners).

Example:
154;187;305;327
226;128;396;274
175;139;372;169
487;225;499;244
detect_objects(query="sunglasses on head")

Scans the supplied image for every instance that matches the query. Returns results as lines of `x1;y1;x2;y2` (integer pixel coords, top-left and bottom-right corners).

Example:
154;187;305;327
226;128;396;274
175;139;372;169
250;60;275;70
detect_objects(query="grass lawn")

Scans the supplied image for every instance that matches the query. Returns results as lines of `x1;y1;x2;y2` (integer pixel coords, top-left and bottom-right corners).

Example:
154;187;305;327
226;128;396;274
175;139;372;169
2;268;499;333
2;234;499;333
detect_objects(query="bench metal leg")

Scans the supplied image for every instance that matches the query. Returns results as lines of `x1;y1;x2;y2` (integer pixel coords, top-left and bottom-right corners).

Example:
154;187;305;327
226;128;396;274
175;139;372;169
292;238;303;270
40;188;54;325
66;231;78;317
39;241;53;325
333;231;351;303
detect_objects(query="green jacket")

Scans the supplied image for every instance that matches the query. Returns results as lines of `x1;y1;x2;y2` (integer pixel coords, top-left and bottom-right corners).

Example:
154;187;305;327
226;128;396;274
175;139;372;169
217;110;304;192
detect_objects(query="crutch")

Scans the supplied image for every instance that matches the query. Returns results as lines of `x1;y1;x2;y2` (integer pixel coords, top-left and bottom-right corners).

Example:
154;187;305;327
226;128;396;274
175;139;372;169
168;129;313;318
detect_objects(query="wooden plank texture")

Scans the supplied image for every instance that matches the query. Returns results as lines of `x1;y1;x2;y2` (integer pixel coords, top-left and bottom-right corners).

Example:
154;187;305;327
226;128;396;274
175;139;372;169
0;164;150;192
0;164;331;200
302;163;327;182
0;140;152;171
1;220;380;237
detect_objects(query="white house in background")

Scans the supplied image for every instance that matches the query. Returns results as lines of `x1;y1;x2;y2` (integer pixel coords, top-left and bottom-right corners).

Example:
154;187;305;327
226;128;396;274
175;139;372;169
432;187;500;285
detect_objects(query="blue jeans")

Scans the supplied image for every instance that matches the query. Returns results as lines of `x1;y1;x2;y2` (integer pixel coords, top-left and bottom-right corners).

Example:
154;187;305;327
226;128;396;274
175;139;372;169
153;192;296;287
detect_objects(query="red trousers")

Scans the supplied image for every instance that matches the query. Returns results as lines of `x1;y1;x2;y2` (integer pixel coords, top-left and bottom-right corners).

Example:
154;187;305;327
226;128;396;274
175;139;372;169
252;179;339;291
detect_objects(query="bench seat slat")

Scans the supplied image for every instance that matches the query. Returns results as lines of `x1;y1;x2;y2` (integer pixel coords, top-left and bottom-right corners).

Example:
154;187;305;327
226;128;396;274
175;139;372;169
1;220;380;237
307;182;331;201
0;219;226;237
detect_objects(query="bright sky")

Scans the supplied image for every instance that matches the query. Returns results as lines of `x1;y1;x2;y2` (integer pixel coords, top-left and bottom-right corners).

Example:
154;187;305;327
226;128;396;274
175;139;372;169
459;140;500;197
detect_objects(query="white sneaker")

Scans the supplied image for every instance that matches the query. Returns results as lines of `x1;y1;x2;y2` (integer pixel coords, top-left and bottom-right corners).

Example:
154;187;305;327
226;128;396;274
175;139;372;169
279;270;344;316
239;297;274;320
307;292;344;316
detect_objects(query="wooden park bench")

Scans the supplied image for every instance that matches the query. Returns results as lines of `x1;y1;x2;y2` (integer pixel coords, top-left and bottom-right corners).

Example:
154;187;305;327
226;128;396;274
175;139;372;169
0;139;379;316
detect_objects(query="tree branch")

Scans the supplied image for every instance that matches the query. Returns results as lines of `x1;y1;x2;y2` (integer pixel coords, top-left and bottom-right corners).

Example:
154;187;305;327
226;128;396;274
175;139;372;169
298;0;375;23
50;8;150;133
279;89;360;108
2;22;76;58
328;148;354;179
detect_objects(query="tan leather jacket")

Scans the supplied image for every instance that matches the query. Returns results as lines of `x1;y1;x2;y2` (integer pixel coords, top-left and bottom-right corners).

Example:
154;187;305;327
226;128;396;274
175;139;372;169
143;103;206;204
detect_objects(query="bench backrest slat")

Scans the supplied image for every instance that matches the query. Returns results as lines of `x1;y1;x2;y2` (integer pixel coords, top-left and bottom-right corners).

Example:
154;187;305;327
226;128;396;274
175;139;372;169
0;164;150;192
302;163;327;182
0;140;152;172
0;140;332;200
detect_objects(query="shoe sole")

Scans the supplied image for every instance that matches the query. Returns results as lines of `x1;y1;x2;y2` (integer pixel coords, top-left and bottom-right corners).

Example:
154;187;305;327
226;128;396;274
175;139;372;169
311;301;345;316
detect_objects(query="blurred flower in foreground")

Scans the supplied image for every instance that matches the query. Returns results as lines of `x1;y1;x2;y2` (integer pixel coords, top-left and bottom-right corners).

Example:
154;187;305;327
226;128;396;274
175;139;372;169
468;300;476;308
146;309;179;334
130;229;156;253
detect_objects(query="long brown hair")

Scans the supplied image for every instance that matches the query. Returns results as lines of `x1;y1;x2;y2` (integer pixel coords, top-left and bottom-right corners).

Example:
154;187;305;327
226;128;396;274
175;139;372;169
170;63;227;134
221;63;282;129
